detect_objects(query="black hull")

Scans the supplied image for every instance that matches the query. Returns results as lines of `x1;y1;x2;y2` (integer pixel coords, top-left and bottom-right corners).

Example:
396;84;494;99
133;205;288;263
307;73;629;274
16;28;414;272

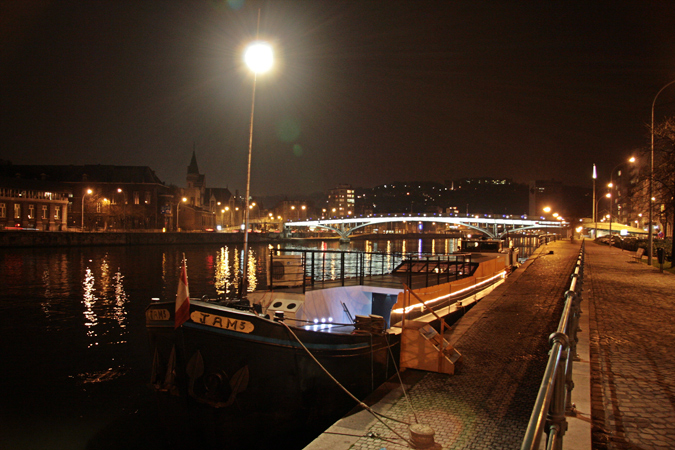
146;300;400;448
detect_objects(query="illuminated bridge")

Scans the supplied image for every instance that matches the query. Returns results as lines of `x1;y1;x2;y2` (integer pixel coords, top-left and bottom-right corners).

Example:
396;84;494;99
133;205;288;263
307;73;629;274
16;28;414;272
283;214;565;241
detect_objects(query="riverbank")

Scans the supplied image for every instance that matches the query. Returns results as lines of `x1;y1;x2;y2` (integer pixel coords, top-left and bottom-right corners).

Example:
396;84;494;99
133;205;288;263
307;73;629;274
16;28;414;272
0;230;285;248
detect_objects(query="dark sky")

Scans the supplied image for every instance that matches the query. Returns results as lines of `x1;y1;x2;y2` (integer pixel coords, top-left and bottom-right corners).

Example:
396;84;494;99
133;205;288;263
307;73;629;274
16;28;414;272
2;1;675;196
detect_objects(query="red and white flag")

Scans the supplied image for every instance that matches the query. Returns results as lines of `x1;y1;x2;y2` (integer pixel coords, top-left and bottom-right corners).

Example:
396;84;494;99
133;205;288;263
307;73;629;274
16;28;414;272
175;254;190;329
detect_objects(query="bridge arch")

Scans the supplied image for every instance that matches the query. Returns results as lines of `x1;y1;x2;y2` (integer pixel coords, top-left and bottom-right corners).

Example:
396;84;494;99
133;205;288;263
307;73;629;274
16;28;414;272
498;224;557;238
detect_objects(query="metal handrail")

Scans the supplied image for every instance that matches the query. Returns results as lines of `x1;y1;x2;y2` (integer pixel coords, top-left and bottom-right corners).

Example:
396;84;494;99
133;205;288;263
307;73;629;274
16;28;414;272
267;248;474;292
521;240;585;450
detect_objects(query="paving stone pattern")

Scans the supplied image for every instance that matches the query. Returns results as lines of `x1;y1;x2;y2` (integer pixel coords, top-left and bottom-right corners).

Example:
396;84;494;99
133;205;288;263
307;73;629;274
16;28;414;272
347;240;581;449
586;244;675;450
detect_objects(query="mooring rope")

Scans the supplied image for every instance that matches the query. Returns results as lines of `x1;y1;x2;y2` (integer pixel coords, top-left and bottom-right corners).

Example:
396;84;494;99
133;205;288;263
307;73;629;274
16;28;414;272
385;333;420;425
279;321;414;447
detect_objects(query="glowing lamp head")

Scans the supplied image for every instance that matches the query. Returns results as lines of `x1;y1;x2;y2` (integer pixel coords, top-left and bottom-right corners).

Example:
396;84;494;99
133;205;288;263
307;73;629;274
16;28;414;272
244;42;273;74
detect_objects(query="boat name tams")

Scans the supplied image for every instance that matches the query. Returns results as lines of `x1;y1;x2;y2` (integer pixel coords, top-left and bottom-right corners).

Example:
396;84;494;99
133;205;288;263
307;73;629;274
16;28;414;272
191;311;255;334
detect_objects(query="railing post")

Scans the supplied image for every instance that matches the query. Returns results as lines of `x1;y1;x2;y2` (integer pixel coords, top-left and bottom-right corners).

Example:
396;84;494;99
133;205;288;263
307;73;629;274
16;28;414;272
269;249;274;290
302;252;307;294
311;251;315;289
341;252;345;286
545;332;569;450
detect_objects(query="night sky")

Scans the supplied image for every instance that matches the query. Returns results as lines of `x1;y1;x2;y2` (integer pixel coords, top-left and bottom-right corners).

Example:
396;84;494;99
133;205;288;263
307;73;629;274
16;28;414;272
2;1;675;196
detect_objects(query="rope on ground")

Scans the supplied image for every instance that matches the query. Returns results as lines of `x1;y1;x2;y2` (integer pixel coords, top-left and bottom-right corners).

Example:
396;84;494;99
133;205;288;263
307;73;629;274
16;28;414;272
279;321;415;447
386;333;420;425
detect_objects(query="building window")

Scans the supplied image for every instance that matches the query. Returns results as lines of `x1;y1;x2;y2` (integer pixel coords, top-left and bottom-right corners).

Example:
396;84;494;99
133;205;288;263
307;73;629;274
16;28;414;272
134;192;140;205
55;206;61;220
0;203;5;218
28;204;35;219
14;204;21;219
42;205;48;219
96;202;102;213
145;191;151;204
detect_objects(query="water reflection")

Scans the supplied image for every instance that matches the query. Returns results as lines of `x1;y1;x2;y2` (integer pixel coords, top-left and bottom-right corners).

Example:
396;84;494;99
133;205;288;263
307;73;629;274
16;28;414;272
83;267;98;345
215;246;231;296
113;271;128;328
247;249;258;292
80;259;129;347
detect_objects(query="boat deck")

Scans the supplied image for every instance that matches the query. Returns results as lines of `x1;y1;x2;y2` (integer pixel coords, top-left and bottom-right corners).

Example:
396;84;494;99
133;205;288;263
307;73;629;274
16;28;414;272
271;253;505;293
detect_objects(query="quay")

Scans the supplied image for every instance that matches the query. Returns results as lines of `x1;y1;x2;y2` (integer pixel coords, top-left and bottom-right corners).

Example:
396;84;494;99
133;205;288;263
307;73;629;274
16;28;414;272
306;240;675;450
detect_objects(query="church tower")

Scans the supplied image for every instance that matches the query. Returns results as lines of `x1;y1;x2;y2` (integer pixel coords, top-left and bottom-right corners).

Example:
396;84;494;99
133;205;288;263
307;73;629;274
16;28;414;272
185;149;206;208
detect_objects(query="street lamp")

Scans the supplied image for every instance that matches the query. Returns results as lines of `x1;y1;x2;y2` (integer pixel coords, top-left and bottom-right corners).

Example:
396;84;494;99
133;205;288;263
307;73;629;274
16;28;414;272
81;188;92;231
117;188;124;229
650;79;675;265
241;24;273;297
592;164;597;237
176;197;187;231
595;193;611;236
606;186;614;240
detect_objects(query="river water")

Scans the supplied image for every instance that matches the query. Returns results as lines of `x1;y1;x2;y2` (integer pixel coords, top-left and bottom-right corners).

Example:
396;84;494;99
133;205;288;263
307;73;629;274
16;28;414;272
0;236;537;450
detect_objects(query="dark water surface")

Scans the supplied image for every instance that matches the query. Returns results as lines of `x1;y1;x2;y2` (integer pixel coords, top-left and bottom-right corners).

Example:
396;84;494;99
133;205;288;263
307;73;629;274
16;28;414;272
0;237;536;450
0;238;464;450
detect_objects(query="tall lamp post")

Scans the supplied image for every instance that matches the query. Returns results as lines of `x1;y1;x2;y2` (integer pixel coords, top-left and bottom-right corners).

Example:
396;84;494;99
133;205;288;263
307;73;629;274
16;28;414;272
81;188;92;231
176;197;187;231
117;188;124;230
592;164;597;238
241;25;273;297
650;79;675;265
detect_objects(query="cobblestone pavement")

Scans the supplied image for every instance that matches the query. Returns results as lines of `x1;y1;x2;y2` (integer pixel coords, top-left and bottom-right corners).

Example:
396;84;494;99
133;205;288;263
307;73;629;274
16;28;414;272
586;243;675;450
346;240;582;450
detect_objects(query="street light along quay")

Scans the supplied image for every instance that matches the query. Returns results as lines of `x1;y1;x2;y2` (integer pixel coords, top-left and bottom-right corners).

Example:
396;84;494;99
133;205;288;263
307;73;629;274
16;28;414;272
81;188;92;231
241;11;273;297
650;79;675;265
176;197;187;231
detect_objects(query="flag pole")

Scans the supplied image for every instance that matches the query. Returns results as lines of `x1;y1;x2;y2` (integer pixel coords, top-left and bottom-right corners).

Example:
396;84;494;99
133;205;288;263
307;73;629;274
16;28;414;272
175;253;190;328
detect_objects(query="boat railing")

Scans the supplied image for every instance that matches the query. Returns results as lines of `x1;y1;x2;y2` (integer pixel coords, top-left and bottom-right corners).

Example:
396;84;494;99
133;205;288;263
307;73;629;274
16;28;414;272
520;240;585;450
267;249;474;292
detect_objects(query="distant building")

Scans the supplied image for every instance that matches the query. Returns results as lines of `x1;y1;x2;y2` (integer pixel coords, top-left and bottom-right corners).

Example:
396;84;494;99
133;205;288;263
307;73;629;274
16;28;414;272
448;178;528;215
206;187;234;230
0;163;172;230
275;200;309;222
0;176;70;230
176;152;216;231
327;184;355;218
